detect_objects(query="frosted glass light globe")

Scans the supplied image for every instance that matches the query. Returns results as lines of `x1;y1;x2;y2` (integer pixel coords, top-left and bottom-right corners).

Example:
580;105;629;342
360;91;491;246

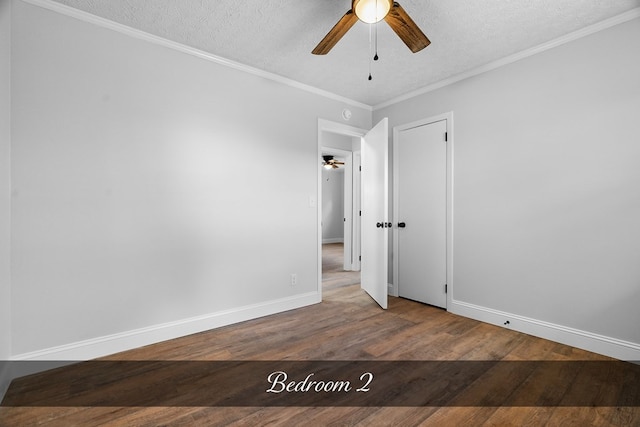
353;0;392;24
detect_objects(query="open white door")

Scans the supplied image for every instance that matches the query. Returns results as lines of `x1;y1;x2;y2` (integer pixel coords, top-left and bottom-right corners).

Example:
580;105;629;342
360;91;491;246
361;118;389;309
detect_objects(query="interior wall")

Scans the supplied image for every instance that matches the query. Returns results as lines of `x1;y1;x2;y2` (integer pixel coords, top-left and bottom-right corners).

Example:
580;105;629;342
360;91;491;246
321;131;354;151
375;17;640;347
10;0;371;356
0;0;12;376
322;167;344;242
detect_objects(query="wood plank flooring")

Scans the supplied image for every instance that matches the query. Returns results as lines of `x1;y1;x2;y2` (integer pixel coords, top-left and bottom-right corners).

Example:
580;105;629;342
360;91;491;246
322;243;361;290
1;244;639;426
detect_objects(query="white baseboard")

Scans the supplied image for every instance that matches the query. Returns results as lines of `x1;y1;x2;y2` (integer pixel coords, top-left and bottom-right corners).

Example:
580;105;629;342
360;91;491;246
322;238;344;244
449;299;640;361
12;291;320;362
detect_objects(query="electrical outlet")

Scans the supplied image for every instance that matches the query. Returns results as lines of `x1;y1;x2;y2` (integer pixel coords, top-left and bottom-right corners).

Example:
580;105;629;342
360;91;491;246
290;273;297;286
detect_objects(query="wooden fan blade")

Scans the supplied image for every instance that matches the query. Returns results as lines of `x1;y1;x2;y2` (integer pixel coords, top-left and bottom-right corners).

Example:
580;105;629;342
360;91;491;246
312;10;358;55
384;2;430;53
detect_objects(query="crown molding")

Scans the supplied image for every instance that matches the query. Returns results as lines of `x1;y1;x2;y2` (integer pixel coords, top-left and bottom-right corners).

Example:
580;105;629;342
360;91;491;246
19;0;373;112
17;1;640;127
374;7;640;110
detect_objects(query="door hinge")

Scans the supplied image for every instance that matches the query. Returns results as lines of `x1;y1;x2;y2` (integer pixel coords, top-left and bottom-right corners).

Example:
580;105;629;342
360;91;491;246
359;210;361;216
359;166;362;172
359;255;361;261
445;132;448;142
445;284;448;294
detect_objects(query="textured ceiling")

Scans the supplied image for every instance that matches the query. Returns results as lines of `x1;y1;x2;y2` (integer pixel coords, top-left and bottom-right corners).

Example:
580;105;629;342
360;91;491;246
49;0;640;106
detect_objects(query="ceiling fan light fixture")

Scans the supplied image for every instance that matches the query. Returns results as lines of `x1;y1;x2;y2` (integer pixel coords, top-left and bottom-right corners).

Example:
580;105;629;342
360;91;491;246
312;1;430;55
323;155;344;169
353;0;392;24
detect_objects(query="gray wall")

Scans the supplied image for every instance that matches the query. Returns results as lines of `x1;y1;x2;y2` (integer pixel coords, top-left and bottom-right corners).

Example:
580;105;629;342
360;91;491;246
322;167;344;242
322;131;358;152
9;1;370;355
375;17;640;346
0;0;12;392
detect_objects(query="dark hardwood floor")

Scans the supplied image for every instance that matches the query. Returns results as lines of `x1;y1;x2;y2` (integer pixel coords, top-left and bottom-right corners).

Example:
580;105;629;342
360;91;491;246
1;244;639;425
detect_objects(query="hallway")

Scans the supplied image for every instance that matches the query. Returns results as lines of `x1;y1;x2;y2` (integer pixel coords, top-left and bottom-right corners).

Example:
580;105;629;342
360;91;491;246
322;243;360;290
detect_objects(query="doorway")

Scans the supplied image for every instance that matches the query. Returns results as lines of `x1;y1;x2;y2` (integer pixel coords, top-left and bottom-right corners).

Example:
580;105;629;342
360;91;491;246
317;119;367;300
317;118;390;310
321;147;356;271
392;113;453;309
320;149;361;292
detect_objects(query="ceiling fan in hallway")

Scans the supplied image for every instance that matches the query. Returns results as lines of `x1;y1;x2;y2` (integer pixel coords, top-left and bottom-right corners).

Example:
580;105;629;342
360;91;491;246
323;155;345;169
312;0;431;55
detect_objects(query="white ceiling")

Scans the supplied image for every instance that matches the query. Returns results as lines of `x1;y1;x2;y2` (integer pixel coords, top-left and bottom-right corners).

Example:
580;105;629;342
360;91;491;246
49;0;640;107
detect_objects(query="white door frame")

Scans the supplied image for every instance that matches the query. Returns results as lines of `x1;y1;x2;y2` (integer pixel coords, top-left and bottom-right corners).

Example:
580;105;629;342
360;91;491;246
317;119;367;299
392;112;454;309
352;150;362;272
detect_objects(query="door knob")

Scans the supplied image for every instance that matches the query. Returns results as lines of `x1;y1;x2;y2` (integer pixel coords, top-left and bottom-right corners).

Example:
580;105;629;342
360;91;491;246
398;222;406;228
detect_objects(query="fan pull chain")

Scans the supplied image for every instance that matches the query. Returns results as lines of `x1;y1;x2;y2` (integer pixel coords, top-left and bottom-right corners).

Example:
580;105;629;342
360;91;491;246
374;0;380;61
367;0;382;81
374;21;379;61
368;23;373;80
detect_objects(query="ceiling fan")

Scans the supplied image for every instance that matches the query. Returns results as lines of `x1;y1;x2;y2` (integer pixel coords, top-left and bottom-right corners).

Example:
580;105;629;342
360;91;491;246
312;0;430;55
323;155;345;169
